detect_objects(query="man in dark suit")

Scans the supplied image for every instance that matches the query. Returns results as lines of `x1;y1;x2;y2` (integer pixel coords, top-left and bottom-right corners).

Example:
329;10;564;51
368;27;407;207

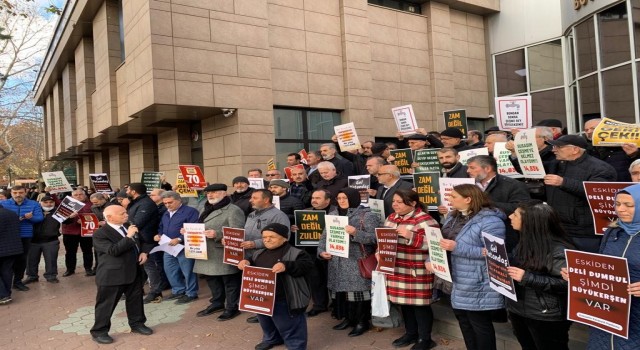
90;205;152;344
376;165;413;217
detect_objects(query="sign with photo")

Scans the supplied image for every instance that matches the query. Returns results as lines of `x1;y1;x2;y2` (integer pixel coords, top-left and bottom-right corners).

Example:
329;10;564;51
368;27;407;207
348;175;371;204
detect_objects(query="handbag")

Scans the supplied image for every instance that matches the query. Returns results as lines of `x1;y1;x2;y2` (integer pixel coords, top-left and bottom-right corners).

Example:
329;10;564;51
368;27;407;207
358;243;377;279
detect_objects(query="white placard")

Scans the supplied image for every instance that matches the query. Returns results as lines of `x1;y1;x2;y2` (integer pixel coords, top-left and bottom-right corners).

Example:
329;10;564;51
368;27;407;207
334;122;361;152
42;171;73;193
249;178;264;189
325;215;350;258
514;129;546;179
392;105;419;135
426;227;452;282
368;198;386;223
272;195;280;209
495;96;532;130
439;178;475;212
183;223;207;260
493;142;522;178
458;147;489;165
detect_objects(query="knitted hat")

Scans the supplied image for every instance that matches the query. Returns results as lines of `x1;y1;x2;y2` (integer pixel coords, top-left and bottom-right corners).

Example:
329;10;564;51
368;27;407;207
440;127;464;139
232;176;250;185
371;142;388;155
261;223;290;239
269;179;290;189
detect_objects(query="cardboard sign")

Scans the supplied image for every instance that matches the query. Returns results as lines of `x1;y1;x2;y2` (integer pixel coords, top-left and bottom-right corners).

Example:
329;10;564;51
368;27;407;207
222;227;245;265
565;250;630;339
495;96;532;130
175;174;197;198
89;173;113;194
439;178;475;212
298;149;309;164
325;215;350;258
514;129;546;179
42;171;73;193
239;266;277;316
375;228;397;274
413;148;442;173
348;175;371;204
334;122;361;152
183;223;207;260
248;178;265;189
272;195;280;209
493;142;522;178
583;182;635;235
80;213;99;237
592;117;640;147
390;148;414;176
443;109;468;138
426;227;451;282
178;165;207;190
392;105;418;135
482;232;517;301
458;147;489;165
141;171;163;193
267;158;276;171
413;172;440;209
294;210;324;247
284;164;304;182
368;198;386;223
52;196;86;223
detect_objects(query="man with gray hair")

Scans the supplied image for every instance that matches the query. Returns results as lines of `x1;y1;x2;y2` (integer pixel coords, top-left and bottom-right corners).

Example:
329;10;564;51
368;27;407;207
375;164;413;217
314;161;348;203
320;143;355;177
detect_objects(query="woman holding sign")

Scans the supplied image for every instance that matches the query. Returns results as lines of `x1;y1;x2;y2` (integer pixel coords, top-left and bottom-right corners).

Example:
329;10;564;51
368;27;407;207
383;189;440;350
438;184;505;350
506;200;574;350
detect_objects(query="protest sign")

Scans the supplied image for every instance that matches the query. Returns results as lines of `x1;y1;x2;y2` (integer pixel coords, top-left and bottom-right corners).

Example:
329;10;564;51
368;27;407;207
482;232;517;301
141;172;163;193
439;178;475;212
334;122;361;152
294;210;324;247
413;172;440;209
248;178;264;190
239;266;277;316
272;195;280;209
495;96;532;130
392;105;418;135
348;175;371;204
80;213;99;237
493;142;522;178
42;171;73;193
284;164;304;182
52;196;86;223
298;149;309;164
443;109;468;137
592;117;640;147
222;227;245;265
89;173;113;194
178;165;207;190
413;148;442;173
183;223;207;260
565;249;630;338
175;174;197;197
375;228;397;274
458;147;489;165
390;148;414;176
514;129;546;179
426;227;451;282
583;182;635;235
368;198;386;223
267;158;276;171
325;215;349;258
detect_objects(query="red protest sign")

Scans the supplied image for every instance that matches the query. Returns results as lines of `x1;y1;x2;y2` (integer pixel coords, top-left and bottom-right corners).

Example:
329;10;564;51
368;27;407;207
566;249;631;339
178;165;207;190
222;227;245;266
298;149;309;164
375;228;397;274
80;213;99;237
239;266;277;316
583;182;635;235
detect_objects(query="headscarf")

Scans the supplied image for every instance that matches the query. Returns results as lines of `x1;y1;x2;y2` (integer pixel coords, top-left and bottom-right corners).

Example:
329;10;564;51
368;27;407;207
616;183;640;235
337;187;361;216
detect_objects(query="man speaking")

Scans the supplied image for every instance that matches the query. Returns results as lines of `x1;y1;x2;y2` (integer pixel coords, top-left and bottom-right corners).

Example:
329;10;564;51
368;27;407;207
90;205;153;344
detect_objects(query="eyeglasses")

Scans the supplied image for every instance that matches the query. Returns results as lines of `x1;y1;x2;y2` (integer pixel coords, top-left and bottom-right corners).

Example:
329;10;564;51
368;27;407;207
265;174;278;177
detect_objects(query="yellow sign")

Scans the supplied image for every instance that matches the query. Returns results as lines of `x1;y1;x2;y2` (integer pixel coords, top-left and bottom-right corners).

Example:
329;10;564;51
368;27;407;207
267;158;276;171
592;117;640;147
175;174;197;197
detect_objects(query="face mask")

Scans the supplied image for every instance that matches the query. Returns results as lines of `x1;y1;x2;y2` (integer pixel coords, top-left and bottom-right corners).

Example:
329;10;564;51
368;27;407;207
42;206;54;211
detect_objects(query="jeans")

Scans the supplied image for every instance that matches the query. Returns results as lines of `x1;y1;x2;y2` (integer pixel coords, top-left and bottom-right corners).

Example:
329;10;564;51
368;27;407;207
257;299;307;350
509;312;571;350
26;240;60;280
401;305;434;341
12;238;31;283
163;250;198;297
0;256;15;298
205;273;241;311
144;251;169;295
453;308;497;350
63;234;93;271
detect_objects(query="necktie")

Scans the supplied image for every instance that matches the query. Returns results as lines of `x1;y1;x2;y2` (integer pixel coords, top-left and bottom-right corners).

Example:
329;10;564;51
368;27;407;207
120;226;139;255
381;187;389;199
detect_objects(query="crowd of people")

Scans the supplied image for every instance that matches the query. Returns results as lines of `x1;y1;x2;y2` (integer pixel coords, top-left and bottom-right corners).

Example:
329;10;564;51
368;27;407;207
0;117;639;349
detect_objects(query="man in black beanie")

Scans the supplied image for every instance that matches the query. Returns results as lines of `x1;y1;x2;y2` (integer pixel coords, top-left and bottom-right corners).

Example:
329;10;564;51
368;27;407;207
440;127;469;151
230;176;254;218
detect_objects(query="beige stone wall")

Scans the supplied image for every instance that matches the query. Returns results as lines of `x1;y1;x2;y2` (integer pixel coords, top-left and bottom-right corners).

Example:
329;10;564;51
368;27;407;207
45;96;55;158
52;81;65;154
128;136;157;182
93;150;110;174
81;155;94;186
157;128;191;184
74;38;95;144
62;63;77;151
108;145;131;187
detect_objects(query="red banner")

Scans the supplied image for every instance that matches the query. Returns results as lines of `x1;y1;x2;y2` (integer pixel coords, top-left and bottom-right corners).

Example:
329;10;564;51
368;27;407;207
222;227;245;266
583;182;635;235
375;228;397;274
239;266;277;316
80;213;99;237
178;165;207;190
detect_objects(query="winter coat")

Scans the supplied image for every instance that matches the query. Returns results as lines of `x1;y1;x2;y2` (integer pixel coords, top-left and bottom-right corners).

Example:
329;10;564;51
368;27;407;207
0;198;44;238
32;210;61;244
127;194;159;254
244;206;290;250
0;206;23;257
158;205;199;239
314;176;348;203
193;202;245;276
444;208;506;311
484;175;530;217
328;156;355;177
586;135;638;182
441;163;469;178
230;188;254;218
384;207;439;305
318;206;379;293
277;193;304;224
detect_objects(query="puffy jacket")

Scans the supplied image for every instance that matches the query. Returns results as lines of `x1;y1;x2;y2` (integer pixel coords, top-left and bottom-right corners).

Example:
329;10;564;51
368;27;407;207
0;198;44;238
506;241;571;321
445;208;506;311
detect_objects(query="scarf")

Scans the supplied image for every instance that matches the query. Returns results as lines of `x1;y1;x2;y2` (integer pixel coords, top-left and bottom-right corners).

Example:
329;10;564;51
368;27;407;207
198;196;231;223
616;184;640;235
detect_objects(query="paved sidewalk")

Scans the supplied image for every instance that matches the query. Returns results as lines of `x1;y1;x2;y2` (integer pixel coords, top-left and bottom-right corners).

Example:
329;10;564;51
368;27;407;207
1;252;466;350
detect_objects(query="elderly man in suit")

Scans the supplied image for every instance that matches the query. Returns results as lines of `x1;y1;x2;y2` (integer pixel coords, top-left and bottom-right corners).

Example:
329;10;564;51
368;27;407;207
90;205;152;344
375;165;414;217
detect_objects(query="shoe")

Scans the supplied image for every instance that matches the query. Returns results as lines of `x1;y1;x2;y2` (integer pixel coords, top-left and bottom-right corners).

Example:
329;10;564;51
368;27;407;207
174;295;198;305
392;334;418;348
47;278;60;284
62;270;75;277
23;277;38;284
143;293;162;304
197;304;224;317
13;282;29;291
92;334;114;344
165;293;184;301
0;296;12;305
332;319;352;330
348;322;369;337
246;315;259;323
410;339;437;350
217;309;240;321
306;308;327;317
85;270;96;276
131;325;153;336
255;341;284;350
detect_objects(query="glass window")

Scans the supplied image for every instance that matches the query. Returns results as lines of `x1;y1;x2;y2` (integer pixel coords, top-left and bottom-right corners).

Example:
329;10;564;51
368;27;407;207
569;35;576;82
118;0;125;62
274;109;303;139
633;0;640;58
307;111;341;140
495;49;527;96
531;89;566;125
275;142;304;171
579;75;601;119
598;2;630;68
603;64;635;123
368;0;421;14
528;40;564;91
575;19;597;76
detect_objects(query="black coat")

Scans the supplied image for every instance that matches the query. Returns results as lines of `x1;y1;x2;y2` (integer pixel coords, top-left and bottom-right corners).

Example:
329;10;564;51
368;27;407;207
442;163;469;178
0;206;22;257
328;156;355;177
93;224;142;286
126;194;159;254
32;211;61;244
230;188;255;218
587;144;638;182
375;179;414;218
277;193;304;224
484;175;531;217
314;176;349;204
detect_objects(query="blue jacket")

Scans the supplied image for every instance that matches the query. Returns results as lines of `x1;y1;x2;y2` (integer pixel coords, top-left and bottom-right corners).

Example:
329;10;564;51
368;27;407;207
158;204;199;239
0;198;44;238
444;208;506;311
